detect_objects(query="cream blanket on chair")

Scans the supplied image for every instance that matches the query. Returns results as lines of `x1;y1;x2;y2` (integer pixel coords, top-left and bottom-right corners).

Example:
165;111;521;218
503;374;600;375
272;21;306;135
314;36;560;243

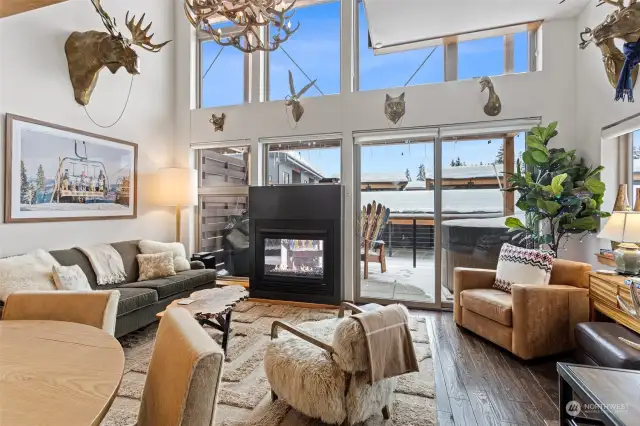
77;244;126;285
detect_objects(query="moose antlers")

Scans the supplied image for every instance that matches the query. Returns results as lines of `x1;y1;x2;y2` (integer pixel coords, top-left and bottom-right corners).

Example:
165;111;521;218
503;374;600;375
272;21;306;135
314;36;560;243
90;0;170;51
91;0;121;38
125;13;171;52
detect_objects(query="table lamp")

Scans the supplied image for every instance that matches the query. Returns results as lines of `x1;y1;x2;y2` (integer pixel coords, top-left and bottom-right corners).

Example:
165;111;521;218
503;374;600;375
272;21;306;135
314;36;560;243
598;211;640;275
157;167;197;242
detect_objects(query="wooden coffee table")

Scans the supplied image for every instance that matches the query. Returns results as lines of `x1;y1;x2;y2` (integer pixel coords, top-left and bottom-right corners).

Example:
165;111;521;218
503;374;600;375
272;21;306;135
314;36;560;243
158;285;249;359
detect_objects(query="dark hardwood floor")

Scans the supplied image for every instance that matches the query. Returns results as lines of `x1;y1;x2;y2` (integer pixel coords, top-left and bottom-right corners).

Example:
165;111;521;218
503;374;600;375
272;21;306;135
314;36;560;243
417;310;568;426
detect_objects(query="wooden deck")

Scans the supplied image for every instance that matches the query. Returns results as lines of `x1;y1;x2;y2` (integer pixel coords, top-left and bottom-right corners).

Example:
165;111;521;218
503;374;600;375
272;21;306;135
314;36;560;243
419;310;563;426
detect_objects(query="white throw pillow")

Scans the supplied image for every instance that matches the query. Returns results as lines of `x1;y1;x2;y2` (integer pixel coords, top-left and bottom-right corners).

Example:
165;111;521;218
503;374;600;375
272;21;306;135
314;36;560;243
138;240;190;272
137;252;177;282
0;249;59;301
494;243;554;293
52;265;92;291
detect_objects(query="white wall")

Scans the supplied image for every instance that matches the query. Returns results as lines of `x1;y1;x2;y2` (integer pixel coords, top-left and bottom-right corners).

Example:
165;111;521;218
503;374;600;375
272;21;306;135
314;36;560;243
572;3;640;264
181;17;580;299
0;0;176;256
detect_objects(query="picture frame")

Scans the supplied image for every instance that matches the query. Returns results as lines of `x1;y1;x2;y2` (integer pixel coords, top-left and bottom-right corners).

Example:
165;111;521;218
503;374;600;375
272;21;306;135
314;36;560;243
4;114;138;223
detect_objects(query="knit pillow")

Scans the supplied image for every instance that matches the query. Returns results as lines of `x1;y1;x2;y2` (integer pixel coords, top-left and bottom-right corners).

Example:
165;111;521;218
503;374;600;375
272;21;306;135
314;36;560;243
138;240;190;272
0;249;59;301
493;243;554;293
137;252;176;282
53;265;92;291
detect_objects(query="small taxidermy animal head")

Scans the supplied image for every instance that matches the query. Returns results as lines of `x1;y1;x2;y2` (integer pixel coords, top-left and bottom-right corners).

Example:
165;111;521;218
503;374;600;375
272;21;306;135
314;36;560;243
384;92;406;124
285;70;316;123
209;113;226;131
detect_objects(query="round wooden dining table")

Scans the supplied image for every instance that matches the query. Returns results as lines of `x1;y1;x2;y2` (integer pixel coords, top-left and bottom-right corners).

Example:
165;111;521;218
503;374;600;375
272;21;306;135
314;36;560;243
0;320;125;426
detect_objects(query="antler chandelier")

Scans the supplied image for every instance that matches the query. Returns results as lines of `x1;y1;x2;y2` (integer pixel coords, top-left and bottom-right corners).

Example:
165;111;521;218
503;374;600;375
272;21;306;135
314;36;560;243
184;0;299;53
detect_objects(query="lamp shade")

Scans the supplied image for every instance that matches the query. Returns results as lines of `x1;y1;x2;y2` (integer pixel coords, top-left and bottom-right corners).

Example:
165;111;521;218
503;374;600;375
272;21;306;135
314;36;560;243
598;211;640;243
156;167;197;207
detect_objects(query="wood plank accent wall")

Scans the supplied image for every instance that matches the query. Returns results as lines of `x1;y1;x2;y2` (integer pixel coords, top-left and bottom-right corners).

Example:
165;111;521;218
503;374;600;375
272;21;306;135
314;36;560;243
200;195;247;254
199;149;248;187
0;0;66;18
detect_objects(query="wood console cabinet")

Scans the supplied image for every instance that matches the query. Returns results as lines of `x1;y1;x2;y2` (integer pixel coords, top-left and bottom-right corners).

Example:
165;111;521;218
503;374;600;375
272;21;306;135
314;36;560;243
588;272;640;334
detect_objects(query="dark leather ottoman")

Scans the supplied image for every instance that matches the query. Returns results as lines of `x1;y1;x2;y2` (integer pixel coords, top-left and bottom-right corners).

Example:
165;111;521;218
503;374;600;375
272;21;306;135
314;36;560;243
574;322;640;370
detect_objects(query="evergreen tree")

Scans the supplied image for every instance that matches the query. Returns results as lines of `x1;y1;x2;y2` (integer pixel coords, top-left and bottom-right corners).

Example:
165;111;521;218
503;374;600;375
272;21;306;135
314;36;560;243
20;160;29;201
416;164;426;181
495;145;504;164
480;161;484;165
36;164;45;203
405;168;412;182
449;159;455;167
454;157;463;167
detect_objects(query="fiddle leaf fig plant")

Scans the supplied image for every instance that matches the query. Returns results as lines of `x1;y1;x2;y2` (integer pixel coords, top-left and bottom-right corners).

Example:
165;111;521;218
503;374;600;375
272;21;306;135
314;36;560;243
504;122;610;256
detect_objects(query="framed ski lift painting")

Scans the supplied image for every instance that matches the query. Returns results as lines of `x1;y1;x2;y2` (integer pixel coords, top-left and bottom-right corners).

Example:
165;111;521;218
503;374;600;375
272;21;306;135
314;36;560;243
4;114;138;223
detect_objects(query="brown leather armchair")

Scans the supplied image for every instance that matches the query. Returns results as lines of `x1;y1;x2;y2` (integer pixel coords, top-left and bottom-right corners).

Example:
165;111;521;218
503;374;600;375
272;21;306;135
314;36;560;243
453;259;591;360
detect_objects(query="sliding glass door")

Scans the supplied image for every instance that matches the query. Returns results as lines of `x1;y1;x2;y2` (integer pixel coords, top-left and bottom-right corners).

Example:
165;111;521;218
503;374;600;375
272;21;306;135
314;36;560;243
355;133;441;308
354;121;533;309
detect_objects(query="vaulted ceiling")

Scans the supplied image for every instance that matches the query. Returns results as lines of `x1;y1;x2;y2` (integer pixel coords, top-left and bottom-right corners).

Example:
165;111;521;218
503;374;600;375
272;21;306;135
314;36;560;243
0;0;67;18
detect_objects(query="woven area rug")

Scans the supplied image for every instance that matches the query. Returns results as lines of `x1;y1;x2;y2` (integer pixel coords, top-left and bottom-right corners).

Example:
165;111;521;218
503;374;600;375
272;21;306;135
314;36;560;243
101;301;436;426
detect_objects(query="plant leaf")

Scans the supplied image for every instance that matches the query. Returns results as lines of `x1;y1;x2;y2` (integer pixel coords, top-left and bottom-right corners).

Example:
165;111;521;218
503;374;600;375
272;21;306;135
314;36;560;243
584;177;605;195
562;216;597;231
537;199;561;215
550;173;567;195
544;121;558;140
522;151;537;166
505;217;527;230
531;150;549;164
586;166;605;179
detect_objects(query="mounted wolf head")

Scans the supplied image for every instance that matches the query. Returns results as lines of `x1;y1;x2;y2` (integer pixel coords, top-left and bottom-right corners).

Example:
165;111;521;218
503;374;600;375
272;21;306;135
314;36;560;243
64;0;171;106
579;0;640;89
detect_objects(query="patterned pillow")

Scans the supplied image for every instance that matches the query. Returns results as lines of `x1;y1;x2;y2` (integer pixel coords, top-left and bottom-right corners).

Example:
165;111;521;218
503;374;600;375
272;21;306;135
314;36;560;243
493;243;554;293
52;265;92;291
137;252;176;282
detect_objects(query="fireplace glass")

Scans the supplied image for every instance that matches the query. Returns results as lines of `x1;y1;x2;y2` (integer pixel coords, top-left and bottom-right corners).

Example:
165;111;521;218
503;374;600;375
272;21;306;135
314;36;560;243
264;238;324;278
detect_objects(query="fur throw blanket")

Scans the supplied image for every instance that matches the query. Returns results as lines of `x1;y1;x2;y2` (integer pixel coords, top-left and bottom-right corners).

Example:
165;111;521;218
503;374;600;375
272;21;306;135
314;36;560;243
77;244;126;285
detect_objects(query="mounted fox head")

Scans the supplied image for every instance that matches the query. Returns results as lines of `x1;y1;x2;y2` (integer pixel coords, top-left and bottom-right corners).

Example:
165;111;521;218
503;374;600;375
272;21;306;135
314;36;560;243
64;0;171;105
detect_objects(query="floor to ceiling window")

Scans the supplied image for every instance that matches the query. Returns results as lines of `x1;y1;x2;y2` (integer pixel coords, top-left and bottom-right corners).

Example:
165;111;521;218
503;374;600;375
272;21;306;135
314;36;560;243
267;0;340;101
199;22;247;108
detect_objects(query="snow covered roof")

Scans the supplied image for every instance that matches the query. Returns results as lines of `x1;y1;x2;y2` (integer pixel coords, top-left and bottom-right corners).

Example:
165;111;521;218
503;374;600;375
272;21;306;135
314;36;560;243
404;181;427;190
361;188;504;215
360;172;408;184
443;164;504;179
338;165;505;184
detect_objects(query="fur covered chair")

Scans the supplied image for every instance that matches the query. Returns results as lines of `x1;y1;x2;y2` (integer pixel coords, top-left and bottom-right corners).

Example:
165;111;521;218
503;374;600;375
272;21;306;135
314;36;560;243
264;302;396;425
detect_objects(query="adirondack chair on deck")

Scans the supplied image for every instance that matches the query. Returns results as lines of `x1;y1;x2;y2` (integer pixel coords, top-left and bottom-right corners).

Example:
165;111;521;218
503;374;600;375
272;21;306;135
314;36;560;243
361;201;391;279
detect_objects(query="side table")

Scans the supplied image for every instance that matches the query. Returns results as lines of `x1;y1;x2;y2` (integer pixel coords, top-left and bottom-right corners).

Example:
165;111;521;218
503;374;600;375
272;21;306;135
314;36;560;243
558;362;640;426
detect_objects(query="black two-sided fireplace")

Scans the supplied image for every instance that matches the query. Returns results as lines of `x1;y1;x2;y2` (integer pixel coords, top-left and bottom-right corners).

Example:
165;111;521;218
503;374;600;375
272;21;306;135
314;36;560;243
249;185;342;305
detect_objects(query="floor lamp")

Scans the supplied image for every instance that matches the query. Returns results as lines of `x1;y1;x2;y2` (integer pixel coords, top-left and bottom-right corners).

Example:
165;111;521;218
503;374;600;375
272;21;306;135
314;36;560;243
157;167;197;242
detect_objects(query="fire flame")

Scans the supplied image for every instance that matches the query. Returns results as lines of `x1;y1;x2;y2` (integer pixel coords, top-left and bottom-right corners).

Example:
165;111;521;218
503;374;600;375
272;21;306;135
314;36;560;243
273;264;316;273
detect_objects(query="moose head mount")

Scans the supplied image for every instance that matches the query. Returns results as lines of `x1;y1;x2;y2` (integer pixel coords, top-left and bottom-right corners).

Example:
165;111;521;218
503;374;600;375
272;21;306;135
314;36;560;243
65;0;171;106
579;0;640;97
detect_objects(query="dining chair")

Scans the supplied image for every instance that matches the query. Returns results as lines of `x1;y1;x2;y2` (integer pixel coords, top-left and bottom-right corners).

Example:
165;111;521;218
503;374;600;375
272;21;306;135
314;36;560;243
2;290;120;335
137;307;225;426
